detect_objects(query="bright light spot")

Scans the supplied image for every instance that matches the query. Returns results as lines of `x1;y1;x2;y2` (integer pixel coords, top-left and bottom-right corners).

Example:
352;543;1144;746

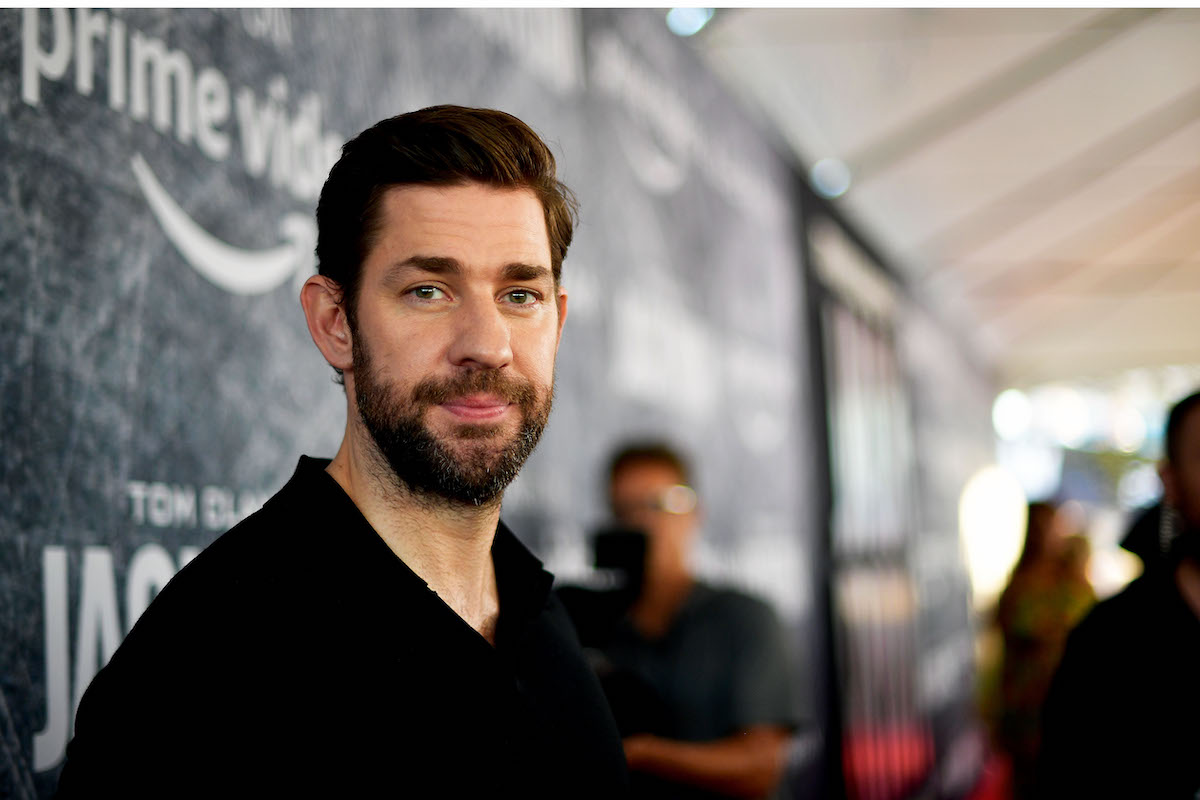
959;465;1027;611
1112;404;1147;453
666;8;714;37
1082;507;1142;599
996;439;1064;502
1089;547;1142;599
1039;386;1090;449
992;389;1032;441
1117;462;1160;510
810;158;852;198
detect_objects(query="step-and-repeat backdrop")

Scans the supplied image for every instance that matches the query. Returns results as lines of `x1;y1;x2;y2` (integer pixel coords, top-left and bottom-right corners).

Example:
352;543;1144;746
1;9;816;795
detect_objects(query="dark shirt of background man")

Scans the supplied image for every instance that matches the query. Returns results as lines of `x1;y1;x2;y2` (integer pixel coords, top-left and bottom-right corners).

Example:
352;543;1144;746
55;105;627;797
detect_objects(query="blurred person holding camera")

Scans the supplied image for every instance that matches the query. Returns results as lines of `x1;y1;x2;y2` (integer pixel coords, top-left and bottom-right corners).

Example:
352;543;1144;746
561;442;799;799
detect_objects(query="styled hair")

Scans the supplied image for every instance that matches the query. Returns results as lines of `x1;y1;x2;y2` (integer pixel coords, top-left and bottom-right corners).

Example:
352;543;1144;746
607;441;694;489
315;105;578;377
1165;389;1200;464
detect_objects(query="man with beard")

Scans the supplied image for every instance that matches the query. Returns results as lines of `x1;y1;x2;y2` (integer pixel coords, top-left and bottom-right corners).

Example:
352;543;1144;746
1037;389;1200;799
56;107;628;797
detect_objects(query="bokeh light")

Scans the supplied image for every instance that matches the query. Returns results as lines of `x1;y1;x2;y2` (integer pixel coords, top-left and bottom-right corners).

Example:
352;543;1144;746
992;388;1032;441
959;465;1028;610
1112;403;1147;453
810;157;852;198
666;8;715;37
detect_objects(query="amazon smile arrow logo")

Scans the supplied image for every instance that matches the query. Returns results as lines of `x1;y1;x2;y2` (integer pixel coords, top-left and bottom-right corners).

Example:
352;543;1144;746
131;154;316;296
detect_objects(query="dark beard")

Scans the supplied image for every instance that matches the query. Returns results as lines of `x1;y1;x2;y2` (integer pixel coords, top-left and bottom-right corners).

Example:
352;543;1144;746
352;335;552;507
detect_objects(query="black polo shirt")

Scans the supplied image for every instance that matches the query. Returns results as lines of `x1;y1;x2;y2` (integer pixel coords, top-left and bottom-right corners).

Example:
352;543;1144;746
1039;566;1200;798
58;457;628;797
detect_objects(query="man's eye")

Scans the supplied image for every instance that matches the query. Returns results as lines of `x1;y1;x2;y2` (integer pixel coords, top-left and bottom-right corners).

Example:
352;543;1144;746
410;286;445;300
505;290;538;305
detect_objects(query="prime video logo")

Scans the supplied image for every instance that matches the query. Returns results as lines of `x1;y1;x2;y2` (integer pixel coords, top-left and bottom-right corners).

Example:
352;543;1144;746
21;9;341;295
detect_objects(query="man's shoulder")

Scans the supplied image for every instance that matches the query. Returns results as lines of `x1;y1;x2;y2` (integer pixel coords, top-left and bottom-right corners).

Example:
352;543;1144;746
183;457;340;564
157;472;310;592
1060;570;1180;674
1072;571;1166;635
122;459;338;641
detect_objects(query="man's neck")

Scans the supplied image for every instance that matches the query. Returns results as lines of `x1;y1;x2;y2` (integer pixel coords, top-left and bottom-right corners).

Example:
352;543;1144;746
631;566;694;640
326;435;502;644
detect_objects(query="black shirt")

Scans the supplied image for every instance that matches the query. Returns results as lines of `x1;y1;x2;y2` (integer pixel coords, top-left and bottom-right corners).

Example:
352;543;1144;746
57;457;628;797
1038;565;1200;799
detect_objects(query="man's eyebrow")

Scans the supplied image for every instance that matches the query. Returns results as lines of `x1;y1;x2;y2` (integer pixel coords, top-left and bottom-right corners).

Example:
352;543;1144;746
382;256;463;284
382;257;552;285
501;262;552;283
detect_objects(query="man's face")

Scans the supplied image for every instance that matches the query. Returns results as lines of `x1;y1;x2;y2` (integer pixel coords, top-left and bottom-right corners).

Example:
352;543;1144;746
610;459;698;574
1164;405;1200;533
348;183;566;506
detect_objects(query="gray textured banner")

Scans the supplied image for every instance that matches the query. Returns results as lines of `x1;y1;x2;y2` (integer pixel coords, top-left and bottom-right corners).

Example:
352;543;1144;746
1;9;815;795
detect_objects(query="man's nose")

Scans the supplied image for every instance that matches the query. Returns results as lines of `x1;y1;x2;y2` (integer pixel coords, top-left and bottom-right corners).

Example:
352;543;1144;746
447;296;513;370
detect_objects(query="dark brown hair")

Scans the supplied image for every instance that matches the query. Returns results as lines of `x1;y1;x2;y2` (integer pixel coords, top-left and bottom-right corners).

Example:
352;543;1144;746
315;105;578;378
1165;389;1200;465
607;441;694;490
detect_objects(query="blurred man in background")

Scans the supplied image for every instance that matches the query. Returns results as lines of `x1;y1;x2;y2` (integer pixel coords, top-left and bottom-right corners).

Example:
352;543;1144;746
1039;390;1200;798
567;442;798;799
56;106;627;797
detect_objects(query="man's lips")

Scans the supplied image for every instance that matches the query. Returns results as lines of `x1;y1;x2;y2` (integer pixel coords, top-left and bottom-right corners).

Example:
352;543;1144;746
438;393;513;421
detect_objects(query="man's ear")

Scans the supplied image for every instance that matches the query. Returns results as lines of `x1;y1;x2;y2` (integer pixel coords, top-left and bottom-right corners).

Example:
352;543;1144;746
300;275;353;374
1160;460;1179;507
554;288;568;352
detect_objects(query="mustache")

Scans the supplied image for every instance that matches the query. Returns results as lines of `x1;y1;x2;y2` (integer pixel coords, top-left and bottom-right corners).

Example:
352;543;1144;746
409;370;537;409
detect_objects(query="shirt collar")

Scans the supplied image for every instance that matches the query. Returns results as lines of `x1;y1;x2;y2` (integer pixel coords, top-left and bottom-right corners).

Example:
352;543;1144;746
285;455;554;637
